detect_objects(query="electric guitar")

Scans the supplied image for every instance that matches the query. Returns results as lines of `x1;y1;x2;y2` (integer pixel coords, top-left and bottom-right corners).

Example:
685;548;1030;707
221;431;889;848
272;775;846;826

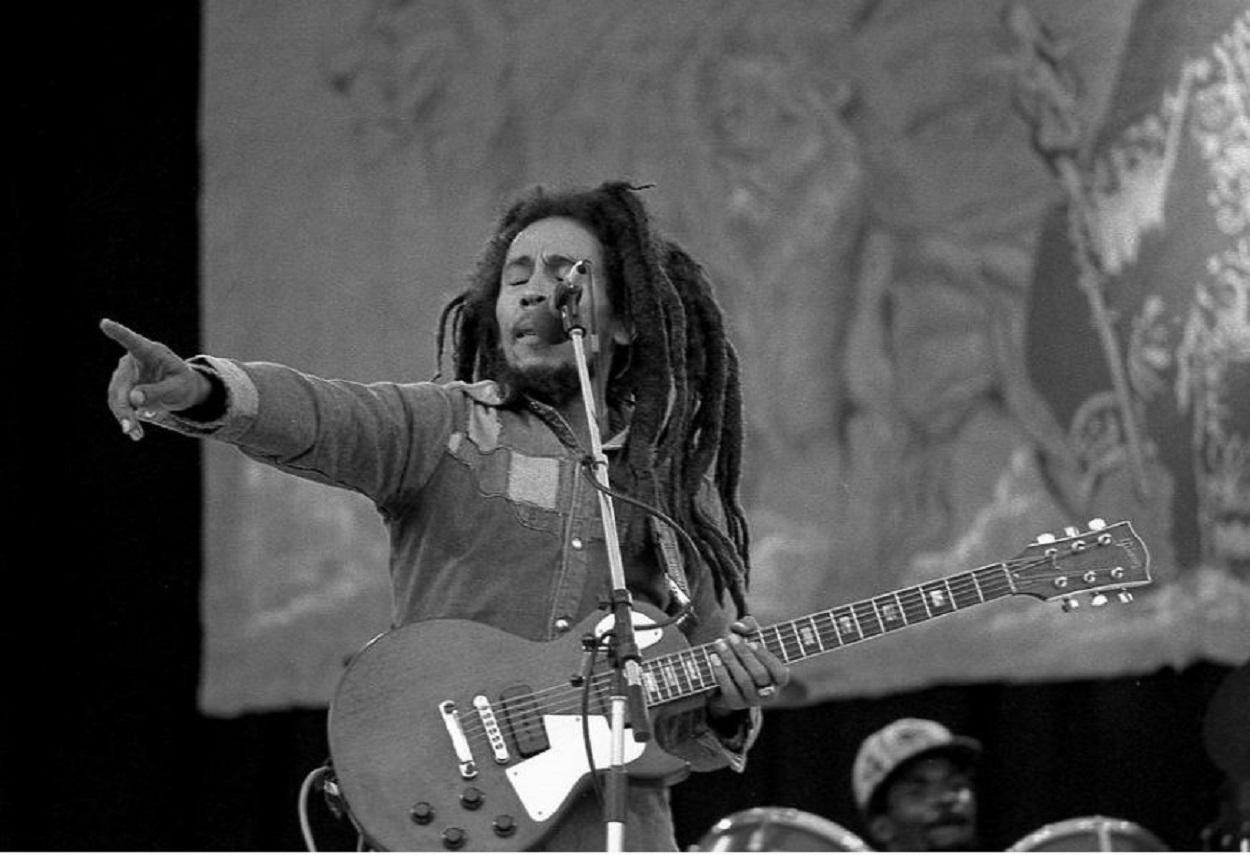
327;519;1150;851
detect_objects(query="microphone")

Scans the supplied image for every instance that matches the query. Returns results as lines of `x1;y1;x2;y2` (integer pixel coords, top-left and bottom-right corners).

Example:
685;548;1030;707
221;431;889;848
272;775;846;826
553;260;589;335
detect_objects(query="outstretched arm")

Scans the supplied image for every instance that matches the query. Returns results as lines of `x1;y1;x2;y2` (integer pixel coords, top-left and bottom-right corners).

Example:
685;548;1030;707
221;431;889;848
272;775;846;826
100;316;456;508
101;318;213;440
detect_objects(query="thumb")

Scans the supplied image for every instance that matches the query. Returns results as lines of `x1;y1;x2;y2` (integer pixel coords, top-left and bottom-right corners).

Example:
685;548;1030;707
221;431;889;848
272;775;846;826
131;374;198;411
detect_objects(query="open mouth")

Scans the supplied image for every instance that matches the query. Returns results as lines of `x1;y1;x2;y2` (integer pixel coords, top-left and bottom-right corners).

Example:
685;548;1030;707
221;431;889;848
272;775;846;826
512;322;542;343
511;311;565;345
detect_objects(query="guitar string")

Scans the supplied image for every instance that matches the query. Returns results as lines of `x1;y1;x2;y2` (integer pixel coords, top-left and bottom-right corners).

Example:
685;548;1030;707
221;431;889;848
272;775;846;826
446;555;1089;745
446;560;1019;745
447;556;1105;748
448;553;1125;745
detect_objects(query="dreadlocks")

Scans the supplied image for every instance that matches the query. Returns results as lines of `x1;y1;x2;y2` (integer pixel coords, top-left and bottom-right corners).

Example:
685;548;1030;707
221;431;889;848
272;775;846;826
434;181;751;616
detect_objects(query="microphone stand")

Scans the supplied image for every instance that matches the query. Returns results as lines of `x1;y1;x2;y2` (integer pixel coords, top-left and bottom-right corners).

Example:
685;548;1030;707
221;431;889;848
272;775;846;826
556;265;651;854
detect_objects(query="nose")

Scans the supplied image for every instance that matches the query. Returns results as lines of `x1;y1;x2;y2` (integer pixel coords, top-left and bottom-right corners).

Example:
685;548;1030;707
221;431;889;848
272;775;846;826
518;269;559;308
939;786;971;807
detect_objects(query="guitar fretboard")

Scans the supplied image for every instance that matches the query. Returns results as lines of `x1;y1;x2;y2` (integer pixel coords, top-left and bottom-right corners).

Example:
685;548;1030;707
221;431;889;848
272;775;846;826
640;563;1013;706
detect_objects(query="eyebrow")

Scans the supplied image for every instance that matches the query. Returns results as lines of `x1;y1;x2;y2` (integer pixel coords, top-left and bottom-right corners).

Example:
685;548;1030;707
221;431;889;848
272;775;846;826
504;252;577;267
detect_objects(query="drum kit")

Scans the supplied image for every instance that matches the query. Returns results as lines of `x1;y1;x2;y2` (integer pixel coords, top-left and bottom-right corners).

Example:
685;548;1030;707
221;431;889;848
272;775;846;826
1006;815;1169;851
694;662;1248;850
693;807;1170;851
694;807;871;851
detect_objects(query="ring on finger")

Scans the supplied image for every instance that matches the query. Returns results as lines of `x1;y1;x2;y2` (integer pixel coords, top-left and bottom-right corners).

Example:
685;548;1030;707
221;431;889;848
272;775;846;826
758;685;776;698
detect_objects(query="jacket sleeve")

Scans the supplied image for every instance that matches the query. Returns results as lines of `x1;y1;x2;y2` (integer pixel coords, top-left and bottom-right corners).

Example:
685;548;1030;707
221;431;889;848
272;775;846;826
149;355;455;511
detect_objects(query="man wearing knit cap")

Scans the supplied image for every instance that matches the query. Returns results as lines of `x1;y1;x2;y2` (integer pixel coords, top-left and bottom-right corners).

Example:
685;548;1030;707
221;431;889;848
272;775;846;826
852;718;982;851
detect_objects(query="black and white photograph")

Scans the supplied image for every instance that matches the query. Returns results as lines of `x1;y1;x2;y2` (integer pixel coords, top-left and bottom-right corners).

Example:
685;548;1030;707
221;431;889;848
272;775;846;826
6;1;1250;850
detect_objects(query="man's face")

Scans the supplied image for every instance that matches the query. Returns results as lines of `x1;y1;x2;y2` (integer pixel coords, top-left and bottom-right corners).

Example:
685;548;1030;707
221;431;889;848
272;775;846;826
870;755;978;851
495;217;624;389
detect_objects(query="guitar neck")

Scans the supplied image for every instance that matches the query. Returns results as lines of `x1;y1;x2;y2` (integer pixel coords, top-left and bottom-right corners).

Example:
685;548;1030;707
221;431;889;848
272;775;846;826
641;562;1014;707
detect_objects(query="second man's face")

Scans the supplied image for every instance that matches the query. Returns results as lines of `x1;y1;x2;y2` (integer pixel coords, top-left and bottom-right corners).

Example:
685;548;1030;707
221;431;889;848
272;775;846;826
873;756;978;851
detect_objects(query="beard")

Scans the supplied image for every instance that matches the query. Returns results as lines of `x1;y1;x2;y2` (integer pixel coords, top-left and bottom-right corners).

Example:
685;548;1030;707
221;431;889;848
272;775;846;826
496;359;581;408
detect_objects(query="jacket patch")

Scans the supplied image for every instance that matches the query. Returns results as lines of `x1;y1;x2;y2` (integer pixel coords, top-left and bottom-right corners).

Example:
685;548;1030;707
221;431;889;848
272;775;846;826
508;452;561;509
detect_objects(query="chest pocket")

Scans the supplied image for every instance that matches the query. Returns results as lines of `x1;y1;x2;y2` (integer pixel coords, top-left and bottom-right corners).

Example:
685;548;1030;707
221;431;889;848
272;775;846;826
445;399;596;537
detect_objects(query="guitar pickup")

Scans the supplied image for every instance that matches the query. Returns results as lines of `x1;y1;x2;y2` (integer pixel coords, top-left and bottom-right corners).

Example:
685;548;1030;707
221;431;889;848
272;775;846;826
438;700;478;779
473;694;511;764
499;685;549;758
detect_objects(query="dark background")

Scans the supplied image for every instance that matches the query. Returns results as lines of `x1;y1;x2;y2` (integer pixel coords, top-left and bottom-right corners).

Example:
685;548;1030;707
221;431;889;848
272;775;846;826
4;4;1234;850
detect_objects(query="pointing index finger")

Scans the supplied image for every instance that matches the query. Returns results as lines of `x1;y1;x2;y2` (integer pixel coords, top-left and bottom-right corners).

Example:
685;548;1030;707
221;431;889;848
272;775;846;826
100;318;158;356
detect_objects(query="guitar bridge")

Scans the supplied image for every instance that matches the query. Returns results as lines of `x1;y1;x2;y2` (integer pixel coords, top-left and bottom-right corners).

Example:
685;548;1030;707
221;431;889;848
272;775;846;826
438;700;478;779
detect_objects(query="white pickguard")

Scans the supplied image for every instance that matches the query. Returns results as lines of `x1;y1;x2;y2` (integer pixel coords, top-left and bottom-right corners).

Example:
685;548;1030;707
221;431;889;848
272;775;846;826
505;715;647;820
591;610;664;650
505;609;664;822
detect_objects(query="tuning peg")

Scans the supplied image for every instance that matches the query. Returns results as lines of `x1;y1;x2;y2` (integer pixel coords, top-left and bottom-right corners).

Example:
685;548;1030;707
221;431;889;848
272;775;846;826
1118;590;1134;604
1064;526;1080;537
1090;593;1108;607
1088;518;1107;530
1036;533;1057;544
1061;597;1081;612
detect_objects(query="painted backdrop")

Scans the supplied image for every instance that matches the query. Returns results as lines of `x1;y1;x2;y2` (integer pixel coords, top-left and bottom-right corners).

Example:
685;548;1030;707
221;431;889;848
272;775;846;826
200;0;1250;714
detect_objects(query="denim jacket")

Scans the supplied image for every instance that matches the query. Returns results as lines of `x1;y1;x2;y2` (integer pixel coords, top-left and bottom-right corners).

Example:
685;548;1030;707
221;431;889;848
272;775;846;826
159;356;759;850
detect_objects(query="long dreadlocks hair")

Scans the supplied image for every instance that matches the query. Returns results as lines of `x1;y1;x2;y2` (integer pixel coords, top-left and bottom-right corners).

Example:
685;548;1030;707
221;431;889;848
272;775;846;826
434;181;751;616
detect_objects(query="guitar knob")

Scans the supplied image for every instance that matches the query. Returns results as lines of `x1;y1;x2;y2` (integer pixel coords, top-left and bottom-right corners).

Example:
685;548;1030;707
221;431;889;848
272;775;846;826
1064;526;1080;537
1090;593;1108;607
441;827;466;850
1118;590;1134;604
493;814;517;837
460;786;484;810
1061;597;1080;612
1088;518;1107;530
1036;533;1057;544
410;801;435;825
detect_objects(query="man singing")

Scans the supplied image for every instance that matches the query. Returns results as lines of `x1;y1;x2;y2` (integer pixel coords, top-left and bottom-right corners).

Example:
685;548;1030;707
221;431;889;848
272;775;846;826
103;180;789;851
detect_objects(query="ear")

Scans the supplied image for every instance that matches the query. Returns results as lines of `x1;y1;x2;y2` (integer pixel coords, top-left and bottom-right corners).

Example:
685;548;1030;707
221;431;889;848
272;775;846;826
869;814;896;848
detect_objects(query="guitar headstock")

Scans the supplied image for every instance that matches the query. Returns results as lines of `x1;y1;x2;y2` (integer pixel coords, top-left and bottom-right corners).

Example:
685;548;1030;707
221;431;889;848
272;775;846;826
1008;520;1151;610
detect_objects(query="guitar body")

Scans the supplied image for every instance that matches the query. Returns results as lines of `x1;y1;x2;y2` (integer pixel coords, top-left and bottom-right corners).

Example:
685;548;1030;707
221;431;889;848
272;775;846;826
327;520;1151;851
328;605;691;851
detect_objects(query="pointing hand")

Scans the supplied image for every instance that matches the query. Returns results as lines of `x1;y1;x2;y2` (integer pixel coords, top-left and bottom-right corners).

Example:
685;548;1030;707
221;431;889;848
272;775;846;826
101;318;210;440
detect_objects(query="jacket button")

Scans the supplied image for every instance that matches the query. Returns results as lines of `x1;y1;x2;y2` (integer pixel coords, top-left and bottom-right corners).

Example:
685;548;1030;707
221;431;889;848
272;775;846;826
554;616;572;633
571;537;584;550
